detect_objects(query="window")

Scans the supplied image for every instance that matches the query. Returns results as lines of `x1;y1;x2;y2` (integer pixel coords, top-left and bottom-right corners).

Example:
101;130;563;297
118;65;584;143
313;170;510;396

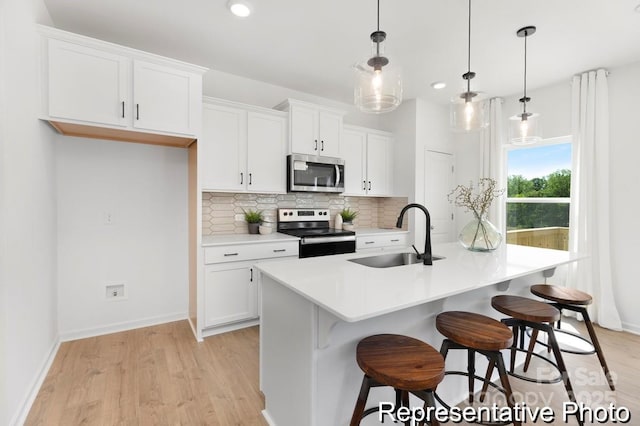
505;137;572;250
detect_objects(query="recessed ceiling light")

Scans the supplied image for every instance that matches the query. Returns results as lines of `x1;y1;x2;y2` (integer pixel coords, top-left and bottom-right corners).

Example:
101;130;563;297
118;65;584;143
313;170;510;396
227;0;252;17
431;81;446;90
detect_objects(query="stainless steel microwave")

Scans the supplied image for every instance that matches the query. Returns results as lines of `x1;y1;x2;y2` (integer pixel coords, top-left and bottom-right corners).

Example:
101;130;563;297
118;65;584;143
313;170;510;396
287;154;345;193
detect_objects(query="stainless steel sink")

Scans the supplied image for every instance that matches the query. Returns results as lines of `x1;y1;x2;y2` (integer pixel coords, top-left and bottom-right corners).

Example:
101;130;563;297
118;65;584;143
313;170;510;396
348;252;445;268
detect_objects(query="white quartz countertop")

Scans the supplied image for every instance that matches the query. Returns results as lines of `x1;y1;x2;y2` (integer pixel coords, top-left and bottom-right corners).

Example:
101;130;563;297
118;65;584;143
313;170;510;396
355;228;409;236
255;243;584;323
202;233;299;247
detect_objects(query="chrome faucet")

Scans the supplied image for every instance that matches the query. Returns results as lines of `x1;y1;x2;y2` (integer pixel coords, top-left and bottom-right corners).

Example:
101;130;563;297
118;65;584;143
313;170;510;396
396;203;433;265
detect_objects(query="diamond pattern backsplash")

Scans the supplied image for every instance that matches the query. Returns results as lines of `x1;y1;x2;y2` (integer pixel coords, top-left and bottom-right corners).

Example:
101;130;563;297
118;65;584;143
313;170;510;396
202;192;409;235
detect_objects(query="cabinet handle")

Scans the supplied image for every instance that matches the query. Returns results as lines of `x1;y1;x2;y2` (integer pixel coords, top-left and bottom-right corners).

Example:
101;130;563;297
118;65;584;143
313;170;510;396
363;180;366;190
240;172;243;184
136;104;139;120
368;181;372;190
223;253;239;257
314;140;318;151
249;173;252;185
273;249;286;253
121;101;125;118
364;241;375;245
390;239;400;242
250;268;253;282
321;140;324;151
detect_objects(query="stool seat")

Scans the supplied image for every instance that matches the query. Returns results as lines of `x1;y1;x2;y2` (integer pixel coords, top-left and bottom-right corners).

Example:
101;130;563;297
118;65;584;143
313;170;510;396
436;311;513;351
356;334;444;391
492;295;560;323
531;284;592;305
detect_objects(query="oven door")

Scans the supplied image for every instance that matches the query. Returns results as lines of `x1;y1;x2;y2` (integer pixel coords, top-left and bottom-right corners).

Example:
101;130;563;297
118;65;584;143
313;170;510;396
299;235;356;258
288;154;345;193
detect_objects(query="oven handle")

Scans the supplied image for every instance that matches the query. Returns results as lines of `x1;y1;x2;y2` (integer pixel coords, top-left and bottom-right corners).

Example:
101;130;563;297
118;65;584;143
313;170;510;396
335;164;341;188
300;235;356;245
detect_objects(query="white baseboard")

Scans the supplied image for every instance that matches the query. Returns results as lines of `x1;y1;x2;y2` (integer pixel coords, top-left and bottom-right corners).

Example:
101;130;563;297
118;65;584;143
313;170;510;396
10;337;60;426
262;409;277;426
622;321;640;335
59;312;188;342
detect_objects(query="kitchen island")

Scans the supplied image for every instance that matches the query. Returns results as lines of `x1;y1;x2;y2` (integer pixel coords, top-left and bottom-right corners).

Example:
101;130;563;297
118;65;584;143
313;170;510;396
255;243;583;426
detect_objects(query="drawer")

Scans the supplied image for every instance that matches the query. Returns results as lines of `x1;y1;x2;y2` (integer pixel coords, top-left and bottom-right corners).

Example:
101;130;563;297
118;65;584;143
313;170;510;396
204;240;299;264
356;233;408;250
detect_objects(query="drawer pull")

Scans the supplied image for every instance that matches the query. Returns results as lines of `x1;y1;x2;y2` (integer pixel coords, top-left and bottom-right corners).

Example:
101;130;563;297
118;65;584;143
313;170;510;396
390;239;400;242
364;241;375;245
223;253;239;257
273;249;286;253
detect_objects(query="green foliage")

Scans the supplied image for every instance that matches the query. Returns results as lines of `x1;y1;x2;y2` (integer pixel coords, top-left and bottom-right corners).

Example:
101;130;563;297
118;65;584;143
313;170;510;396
340;208;358;222
243;208;263;224
506;169;571;230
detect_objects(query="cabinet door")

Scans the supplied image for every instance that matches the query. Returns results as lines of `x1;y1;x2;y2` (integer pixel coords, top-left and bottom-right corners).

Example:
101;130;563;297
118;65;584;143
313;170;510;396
317;110;342;157
341;129;367;195
133;60;200;135
200;103;247;191
366;133;391;196
247;112;286;193
204;266;257;327
48;39;129;127
290;104;318;155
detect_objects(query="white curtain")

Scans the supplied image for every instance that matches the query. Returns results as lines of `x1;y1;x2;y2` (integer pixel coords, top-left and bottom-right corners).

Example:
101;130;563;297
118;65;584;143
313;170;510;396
569;69;622;330
480;97;506;234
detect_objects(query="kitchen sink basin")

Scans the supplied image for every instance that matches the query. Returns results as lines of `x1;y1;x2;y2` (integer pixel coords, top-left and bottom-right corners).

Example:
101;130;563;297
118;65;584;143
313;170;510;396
348;252;445;268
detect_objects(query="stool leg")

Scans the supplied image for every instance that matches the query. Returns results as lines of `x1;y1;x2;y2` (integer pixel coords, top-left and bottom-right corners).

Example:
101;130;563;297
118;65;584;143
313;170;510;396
523;328;539;372
468;349;476;403
545;326;583;426
479;358;495;403
439;339;451;360
579;306;615;391
350;375;373;426
510;323;519;373
494;352;520;426
423;390;440;426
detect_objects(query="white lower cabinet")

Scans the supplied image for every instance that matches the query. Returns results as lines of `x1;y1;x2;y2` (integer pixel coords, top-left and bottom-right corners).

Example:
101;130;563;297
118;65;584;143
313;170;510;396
202;240;298;333
356;233;409;252
204;263;257;327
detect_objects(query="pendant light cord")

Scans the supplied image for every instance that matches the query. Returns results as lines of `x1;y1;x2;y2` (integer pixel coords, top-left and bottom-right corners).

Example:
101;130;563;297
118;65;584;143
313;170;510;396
377;0;380;32
466;0;472;94
522;31;528;114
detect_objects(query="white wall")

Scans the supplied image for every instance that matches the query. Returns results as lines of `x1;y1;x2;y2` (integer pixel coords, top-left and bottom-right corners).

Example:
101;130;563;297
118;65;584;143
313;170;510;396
608;61;640;333
203;68;388;131
0;0;57;424
56;137;189;339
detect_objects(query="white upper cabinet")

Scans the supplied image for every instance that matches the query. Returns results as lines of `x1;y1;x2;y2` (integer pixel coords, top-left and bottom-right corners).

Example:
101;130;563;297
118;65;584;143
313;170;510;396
132;60;201;135
200;98;287;194
48;39;129;128
276;99;344;157
39;26;207;147
342;125;394;197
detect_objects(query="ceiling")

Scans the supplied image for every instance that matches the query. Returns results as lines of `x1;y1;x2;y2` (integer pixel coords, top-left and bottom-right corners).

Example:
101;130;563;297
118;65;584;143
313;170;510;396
42;0;640;107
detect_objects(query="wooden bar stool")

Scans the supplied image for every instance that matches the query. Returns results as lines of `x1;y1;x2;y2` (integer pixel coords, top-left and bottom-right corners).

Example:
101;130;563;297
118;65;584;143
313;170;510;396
350;334;445;426
491;295;584;426
530;284;615;390
436;311;520;426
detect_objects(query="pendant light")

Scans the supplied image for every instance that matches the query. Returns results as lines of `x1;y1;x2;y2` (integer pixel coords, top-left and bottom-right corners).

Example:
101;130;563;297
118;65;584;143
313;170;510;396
509;26;542;144
354;0;402;113
450;0;488;132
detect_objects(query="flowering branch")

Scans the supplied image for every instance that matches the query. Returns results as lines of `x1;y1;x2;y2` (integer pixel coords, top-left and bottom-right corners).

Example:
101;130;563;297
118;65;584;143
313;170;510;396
448;178;505;219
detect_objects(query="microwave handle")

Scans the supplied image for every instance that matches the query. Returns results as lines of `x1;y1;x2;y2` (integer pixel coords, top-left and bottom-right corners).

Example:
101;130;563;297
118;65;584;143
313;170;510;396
335;164;341;187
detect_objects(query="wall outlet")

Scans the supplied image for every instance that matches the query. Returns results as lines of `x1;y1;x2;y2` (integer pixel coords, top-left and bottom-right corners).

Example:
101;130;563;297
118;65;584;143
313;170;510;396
103;211;115;225
106;283;125;300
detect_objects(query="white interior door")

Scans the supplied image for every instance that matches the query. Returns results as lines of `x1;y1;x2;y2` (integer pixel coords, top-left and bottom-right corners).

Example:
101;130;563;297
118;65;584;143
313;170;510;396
425;150;455;243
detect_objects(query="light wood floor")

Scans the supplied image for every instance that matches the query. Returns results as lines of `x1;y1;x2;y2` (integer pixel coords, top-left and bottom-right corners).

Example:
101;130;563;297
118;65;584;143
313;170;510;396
26;319;640;425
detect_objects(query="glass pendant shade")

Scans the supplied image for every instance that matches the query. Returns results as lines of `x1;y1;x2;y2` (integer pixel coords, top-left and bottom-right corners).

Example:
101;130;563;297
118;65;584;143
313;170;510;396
508;112;541;144
450;92;489;132
354;52;402;113
354;0;402;113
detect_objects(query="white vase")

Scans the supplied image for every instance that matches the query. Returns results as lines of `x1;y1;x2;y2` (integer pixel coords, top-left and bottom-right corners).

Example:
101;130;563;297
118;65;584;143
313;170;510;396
334;213;343;230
